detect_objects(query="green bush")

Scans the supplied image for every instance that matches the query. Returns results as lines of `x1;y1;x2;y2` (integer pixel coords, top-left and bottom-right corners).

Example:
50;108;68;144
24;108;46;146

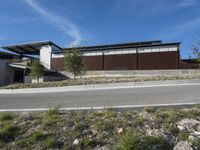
114;130;172;150
0;113;14;121
0;123;20;143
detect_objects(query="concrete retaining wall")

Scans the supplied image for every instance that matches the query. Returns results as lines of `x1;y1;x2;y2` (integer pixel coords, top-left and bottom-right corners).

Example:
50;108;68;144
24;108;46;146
61;69;200;78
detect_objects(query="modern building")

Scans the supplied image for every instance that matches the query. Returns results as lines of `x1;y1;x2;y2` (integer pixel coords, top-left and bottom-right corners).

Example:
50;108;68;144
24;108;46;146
0;40;199;86
52;40;181;71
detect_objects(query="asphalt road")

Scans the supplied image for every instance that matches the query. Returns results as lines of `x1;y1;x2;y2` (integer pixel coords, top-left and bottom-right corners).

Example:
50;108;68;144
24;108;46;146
0;81;200;109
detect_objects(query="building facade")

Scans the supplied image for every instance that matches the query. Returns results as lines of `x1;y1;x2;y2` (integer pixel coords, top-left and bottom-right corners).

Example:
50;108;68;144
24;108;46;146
0;40;199;86
51;40;180;71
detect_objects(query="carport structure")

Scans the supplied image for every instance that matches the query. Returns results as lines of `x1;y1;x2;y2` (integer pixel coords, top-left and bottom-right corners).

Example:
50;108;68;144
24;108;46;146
0;41;62;85
1;40;62;55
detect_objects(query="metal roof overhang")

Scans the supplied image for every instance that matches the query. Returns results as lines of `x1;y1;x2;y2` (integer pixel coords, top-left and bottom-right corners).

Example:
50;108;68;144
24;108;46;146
1;40;62;55
54;42;181;54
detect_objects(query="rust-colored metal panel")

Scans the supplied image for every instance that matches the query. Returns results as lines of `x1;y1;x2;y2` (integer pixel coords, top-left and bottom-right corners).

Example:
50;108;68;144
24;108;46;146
82;56;103;70
104;54;137;70
51;58;65;71
138;51;179;70
179;61;200;69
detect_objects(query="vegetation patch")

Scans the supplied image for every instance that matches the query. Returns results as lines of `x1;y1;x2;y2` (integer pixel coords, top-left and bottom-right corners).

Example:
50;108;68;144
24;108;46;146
0;105;199;149
2;75;200;89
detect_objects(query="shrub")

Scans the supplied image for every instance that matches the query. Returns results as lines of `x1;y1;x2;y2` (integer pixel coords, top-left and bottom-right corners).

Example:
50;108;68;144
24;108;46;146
0;113;14;121
114;130;172;150
0;123;20;142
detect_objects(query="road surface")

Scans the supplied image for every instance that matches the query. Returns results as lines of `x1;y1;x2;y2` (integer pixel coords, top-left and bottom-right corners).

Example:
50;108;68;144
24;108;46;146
0;80;200;110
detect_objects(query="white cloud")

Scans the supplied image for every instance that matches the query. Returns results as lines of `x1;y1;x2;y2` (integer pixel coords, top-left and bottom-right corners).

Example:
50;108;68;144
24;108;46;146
177;0;197;7
24;0;82;46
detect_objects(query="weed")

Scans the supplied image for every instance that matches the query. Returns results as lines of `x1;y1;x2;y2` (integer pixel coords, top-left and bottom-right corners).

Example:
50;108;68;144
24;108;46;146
105;107;116;118
44;106;60;127
133;116;145;127
191;138;200;150
178;131;189;141
28;131;46;142
44;136;58;149
144;106;156;113
95;120;113;131
0;112;14;121
114;130;172;150
0;123;20;142
81;137;98;149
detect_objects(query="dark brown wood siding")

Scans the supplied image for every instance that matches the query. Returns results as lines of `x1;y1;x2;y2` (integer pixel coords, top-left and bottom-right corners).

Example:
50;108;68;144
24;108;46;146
138;51;179;70
103;54;137;70
51;51;180;71
82;56;103;70
51;57;64;71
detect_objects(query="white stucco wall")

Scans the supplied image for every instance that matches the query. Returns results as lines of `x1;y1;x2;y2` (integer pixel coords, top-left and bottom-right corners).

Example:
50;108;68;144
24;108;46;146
40;45;52;69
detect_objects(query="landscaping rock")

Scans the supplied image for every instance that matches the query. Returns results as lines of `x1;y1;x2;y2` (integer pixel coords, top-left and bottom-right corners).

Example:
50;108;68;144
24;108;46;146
173;141;194;150
94;145;109;150
117;128;123;134
177;119;200;132
20;112;33;121
73;139;79;145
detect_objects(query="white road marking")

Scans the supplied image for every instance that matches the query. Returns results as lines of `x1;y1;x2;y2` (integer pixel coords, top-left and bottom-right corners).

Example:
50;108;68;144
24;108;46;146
0;102;199;112
0;82;200;94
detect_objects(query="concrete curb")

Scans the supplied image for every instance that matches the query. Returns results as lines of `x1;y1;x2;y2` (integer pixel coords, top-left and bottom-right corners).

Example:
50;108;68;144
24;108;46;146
0;79;200;94
0;102;199;112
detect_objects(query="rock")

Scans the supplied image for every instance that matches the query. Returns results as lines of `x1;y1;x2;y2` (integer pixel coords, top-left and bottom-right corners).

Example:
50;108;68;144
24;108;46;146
177;119;200;132
163;133;177;145
117;128;123;134
173;141;194;150
20;113;33;121
194;131;200;136
94;145;109;150
177;125;187;131
188;135;197;142
63;126;67;131
73;139;79;145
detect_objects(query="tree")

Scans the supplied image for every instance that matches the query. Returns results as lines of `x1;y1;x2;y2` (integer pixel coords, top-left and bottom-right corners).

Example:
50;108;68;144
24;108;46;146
64;48;85;80
191;38;200;62
29;60;44;83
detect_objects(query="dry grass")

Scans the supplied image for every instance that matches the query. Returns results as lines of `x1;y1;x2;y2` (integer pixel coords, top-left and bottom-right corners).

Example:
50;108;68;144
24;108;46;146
2;75;200;89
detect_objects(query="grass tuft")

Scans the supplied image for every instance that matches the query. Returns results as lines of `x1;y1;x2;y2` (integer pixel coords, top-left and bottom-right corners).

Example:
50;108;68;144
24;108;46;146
0;112;14;121
0;123;20;143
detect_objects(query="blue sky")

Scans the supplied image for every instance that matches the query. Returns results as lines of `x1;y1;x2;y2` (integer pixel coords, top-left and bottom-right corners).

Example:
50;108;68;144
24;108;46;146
0;0;200;58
